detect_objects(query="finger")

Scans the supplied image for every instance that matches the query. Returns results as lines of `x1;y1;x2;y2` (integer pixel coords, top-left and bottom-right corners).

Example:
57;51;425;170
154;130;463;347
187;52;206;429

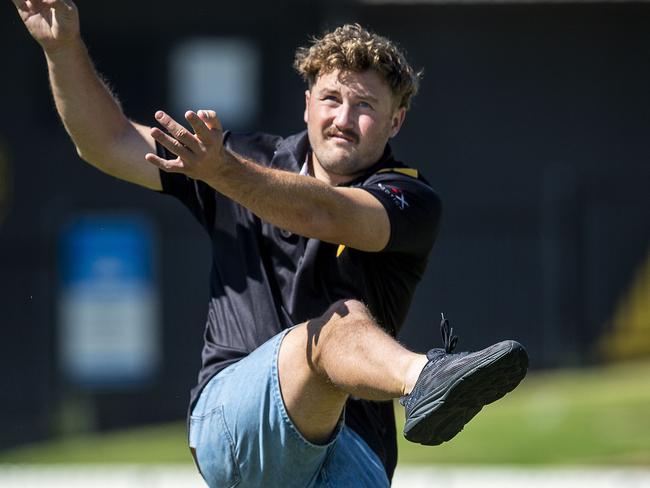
19;0;62;13
38;0;72;8
150;126;194;160
185;110;215;144
30;0;56;7
144;152;185;172
197;110;223;132
154;111;201;152
14;0;37;11
21;0;42;10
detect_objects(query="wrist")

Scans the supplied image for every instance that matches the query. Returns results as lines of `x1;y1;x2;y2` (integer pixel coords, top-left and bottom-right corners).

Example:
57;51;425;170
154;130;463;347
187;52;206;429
202;148;239;188
43;35;85;61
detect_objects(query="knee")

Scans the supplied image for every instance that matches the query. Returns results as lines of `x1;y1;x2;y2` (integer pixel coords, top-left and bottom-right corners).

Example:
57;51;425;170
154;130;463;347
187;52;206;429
303;299;371;365
323;299;369;323
304;300;372;345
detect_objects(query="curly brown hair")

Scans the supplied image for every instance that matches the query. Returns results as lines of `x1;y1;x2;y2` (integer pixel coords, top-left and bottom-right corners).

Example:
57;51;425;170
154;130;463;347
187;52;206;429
294;24;421;110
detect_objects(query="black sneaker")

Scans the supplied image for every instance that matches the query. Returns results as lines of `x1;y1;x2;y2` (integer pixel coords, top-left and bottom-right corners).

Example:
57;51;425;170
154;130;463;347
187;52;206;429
400;314;528;445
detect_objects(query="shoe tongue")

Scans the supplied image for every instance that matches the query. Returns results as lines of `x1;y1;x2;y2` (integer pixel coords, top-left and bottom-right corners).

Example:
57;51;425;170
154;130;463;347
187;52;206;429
426;348;446;361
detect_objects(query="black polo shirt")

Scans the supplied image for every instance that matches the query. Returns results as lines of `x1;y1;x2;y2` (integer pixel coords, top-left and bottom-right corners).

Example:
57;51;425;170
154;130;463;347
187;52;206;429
158;130;441;479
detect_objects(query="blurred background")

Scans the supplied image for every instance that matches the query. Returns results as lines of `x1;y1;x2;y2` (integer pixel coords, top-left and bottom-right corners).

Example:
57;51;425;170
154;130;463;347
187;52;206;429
1;0;649;484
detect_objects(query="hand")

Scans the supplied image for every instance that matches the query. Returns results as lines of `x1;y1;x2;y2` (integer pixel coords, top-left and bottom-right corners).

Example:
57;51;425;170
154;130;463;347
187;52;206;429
11;0;80;52
145;110;226;182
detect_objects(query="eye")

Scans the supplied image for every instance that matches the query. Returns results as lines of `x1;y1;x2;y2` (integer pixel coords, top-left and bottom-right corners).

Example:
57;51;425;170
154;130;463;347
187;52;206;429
357;101;374;110
322;95;340;103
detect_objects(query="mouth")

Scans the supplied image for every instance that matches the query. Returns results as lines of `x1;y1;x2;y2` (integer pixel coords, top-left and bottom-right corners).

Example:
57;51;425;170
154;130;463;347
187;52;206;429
331;136;354;144
325;129;358;144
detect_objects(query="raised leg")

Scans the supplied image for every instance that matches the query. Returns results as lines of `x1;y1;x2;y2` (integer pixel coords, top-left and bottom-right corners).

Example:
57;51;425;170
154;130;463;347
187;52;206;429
278;299;427;444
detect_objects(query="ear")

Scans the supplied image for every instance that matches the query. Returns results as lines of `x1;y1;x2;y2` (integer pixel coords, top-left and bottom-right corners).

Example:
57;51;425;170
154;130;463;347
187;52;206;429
389;107;406;138
304;90;311;125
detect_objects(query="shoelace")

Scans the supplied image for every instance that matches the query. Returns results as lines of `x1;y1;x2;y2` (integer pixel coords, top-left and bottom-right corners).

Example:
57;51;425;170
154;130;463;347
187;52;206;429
440;313;458;354
401;314;461;406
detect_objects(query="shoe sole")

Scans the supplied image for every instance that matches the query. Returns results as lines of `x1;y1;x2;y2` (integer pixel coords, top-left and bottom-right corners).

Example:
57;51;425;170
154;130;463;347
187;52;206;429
403;340;528;446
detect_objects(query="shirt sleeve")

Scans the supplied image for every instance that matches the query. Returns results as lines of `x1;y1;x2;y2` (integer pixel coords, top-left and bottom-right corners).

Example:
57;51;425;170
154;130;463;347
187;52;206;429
156;130;283;232
156;140;216;231
361;173;442;256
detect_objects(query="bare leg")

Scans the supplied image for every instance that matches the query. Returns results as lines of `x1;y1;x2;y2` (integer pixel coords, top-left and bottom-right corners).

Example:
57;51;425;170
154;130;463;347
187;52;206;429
278;299;428;444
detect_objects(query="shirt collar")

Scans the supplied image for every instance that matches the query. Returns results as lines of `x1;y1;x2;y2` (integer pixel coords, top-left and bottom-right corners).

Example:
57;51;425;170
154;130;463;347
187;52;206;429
299;156;310;176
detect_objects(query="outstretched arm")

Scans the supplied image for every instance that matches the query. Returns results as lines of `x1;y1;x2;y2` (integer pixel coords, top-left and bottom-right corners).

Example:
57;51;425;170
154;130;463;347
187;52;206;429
146;110;391;252
12;0;161;190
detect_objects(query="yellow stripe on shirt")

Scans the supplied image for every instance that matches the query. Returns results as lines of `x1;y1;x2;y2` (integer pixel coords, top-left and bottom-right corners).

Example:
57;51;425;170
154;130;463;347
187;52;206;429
336;244;346;257
376;167;419;178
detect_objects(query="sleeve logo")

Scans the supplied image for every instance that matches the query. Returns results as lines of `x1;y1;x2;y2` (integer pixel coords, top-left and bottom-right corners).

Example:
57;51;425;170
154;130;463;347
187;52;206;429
378;183;409;210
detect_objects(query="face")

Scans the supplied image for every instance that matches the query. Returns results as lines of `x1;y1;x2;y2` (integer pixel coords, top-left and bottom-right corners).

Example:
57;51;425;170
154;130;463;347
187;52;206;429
304;69;406;184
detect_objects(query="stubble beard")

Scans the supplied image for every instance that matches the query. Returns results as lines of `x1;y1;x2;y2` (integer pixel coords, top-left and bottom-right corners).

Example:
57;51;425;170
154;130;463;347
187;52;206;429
309;121;391;178
315;127;363;176
312;130;380;178
314;147;364;177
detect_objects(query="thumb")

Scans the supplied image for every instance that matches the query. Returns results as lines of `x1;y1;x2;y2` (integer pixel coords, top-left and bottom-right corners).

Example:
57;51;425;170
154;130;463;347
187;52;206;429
51;0;78;17
197;110;222;132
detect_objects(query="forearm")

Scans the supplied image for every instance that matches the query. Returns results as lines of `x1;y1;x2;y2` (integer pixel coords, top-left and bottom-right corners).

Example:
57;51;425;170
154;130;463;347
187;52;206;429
211;152;338;237
14;0;158;189
45;39;132;164
205;152;387;250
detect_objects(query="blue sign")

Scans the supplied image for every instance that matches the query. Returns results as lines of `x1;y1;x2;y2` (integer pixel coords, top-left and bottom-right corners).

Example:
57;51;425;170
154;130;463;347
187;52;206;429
58;214;160;389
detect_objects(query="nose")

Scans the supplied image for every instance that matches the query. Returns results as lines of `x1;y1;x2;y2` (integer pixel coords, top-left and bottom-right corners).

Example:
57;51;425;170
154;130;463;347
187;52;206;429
333;103;353;131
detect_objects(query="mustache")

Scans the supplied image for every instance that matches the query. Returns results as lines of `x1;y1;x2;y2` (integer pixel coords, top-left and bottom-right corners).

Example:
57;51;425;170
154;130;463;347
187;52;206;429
325;127;359;144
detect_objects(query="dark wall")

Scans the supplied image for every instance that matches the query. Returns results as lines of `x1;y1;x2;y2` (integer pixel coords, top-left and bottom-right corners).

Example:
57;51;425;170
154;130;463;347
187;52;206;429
351;3;650;365
1;1;648;449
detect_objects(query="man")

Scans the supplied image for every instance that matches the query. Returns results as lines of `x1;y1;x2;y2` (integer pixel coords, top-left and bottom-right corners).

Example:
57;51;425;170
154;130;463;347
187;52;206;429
13;1;528;486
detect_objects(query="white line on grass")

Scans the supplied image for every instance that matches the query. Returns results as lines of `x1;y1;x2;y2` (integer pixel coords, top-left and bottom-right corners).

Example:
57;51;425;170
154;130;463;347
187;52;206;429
0;465;649;487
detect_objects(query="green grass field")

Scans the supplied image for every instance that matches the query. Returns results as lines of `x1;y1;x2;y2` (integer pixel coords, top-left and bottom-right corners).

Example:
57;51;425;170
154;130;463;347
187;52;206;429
1;360;649;466
396;359;650;465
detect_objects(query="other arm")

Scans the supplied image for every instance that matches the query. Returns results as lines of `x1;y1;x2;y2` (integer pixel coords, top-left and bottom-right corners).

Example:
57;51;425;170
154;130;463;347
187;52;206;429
12;0;160;190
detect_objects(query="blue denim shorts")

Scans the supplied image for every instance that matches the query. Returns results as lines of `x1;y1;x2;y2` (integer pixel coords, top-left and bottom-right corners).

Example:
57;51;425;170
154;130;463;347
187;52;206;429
189;329;390;488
